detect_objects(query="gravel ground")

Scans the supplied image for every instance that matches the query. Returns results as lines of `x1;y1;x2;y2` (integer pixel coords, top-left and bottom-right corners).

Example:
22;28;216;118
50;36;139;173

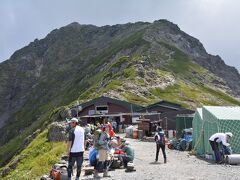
80;138;240;180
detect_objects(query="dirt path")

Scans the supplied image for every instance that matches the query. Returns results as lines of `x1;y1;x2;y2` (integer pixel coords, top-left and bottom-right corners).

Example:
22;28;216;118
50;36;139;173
80;138;240;180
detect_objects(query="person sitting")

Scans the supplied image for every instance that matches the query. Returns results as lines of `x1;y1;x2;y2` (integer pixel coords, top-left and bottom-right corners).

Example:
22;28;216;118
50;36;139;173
119;139;134;167
110;136;122;148
209;132;233;164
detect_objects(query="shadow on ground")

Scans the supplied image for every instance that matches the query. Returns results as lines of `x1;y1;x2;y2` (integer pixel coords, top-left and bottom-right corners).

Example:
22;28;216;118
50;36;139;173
149;161;162;165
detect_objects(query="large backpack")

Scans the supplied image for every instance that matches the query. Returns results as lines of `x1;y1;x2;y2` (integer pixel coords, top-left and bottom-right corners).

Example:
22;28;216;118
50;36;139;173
89;148;98;166
50;165;68;180
156;132;165;145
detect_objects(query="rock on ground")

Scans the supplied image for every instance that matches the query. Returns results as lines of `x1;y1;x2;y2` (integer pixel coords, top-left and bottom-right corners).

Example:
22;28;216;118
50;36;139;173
48;122;67;142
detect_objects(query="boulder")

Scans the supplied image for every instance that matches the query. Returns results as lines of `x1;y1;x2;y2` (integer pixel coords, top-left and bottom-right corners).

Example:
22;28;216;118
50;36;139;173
61;155;69;161
59;107;71;120
9;158;20;170
48;122;67;142
1;167;11;177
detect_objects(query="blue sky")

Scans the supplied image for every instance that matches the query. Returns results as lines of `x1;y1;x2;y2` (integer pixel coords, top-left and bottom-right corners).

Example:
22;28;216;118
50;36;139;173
0;0;240;69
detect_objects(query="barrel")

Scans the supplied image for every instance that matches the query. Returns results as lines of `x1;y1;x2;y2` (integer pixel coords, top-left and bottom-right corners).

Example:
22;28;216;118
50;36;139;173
226;154;240;165
133;130;138;139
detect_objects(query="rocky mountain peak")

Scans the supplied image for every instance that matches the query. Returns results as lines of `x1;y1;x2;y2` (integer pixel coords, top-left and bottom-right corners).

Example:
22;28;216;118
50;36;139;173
0;19;240;168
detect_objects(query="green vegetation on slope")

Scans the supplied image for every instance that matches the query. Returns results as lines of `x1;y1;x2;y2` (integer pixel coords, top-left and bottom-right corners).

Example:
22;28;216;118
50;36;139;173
122;92;150;105
160;41;208;79
201;85;240;106
0;110;51;167
123;67;137;79
150;81;240;108
104;80;122;92
112;56;130;68
2;130;66;180
83;30;149;72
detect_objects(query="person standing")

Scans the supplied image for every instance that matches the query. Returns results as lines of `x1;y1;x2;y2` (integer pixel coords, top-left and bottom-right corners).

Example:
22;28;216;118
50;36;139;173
209;132;233;163
96;124;111;178
154;127;167;163
112;120;117;132
92;128;102;178
67;118;85;180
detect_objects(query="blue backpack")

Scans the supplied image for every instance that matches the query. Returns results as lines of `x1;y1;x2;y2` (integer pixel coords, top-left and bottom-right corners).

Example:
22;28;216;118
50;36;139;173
89;148;98;166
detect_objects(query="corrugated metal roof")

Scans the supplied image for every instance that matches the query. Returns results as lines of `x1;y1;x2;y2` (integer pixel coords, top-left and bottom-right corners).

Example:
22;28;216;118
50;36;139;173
71;96;143;111
196;108;203;119
203;106;240;120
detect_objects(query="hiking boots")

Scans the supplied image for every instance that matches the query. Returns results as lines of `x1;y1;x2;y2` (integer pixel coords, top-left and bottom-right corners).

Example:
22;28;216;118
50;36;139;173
93;172;101;178
103;171;111;177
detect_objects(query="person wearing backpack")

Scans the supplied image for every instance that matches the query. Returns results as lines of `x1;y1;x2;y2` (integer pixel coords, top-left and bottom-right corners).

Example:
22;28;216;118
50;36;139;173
95;124;111;178
92;128;102;178
154;126;167;163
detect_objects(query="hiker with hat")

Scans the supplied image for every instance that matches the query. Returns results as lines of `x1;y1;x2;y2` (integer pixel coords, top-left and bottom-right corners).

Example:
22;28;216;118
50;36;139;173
154;126;167;163
67;118;85;180
119;138;135;168
209;132;233;164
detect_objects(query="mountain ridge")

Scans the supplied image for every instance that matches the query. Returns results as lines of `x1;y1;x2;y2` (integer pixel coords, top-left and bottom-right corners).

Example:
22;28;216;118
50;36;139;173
0;19;240;170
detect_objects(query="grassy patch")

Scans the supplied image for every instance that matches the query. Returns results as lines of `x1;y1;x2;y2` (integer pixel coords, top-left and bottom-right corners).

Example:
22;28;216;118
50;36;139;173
0;111;51;167
134;78;145;86
78;85;98;101
112;56;130;68
150;81;240;109
104;80;122;92
200;86;240;106
3;130;66;180
159;42;208;78
123;67;137;79
87;30;149;71
149;83;189;107
122;92;149;105
155;69;172;77
161;42;191;75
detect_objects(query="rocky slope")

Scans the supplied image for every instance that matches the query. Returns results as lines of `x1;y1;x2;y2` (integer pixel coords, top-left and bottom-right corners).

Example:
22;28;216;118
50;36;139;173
0;19;240;168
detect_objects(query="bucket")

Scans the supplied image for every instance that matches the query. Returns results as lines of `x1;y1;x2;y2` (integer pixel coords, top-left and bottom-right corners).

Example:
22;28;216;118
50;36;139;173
226;154;240;165
205;154;213;160
138;130;144;139
133;130;138;139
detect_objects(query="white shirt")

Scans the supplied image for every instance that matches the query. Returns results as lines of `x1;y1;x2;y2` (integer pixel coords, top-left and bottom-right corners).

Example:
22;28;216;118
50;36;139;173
70;125;85;153
209;133;229;146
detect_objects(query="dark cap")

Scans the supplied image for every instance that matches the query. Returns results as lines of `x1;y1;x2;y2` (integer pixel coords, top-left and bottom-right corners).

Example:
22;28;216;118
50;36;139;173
121;138;126;143
157;126;162;131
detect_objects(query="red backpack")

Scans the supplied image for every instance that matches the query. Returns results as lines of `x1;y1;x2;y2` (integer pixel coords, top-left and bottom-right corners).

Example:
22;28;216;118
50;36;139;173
50;169;61;180
50;165;68;180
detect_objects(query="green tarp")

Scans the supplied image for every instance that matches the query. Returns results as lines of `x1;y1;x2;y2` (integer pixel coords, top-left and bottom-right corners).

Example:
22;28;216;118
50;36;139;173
176;115;194;138
193;106;240;157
